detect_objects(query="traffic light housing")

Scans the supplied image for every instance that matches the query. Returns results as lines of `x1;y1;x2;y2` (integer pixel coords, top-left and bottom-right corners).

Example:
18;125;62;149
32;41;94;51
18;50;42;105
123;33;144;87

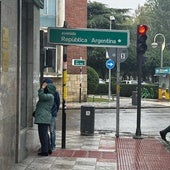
137;25;148;55
135;25;148;138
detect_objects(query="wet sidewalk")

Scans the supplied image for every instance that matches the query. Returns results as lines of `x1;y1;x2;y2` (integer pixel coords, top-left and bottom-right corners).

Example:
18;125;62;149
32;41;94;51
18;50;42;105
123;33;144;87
12;130;170;170
66;96;170;109
11;98;170;170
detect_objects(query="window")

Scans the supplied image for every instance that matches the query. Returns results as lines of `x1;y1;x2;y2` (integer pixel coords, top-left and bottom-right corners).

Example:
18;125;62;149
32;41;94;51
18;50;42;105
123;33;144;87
40;0;56;27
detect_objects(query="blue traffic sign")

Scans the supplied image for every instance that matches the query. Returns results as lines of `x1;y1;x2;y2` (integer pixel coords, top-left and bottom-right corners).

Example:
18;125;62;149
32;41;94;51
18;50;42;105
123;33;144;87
106;59;115;69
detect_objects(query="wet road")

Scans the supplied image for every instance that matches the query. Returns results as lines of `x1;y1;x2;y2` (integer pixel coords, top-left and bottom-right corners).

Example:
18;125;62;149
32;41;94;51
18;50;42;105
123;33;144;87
57;108;170;137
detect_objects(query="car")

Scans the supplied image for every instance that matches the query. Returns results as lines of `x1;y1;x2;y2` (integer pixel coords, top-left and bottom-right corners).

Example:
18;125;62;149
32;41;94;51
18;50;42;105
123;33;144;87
121;80;137;84
99;78;105;84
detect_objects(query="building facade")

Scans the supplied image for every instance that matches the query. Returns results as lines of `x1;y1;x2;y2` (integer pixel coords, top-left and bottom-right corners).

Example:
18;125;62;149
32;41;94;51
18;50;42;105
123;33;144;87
65;0;87;102
0;0;87;169
40;0;87;102
0;0;42;169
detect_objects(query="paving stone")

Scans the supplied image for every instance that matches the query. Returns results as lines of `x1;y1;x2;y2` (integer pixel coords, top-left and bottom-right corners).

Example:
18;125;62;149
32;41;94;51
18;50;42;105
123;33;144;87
12;130;170;170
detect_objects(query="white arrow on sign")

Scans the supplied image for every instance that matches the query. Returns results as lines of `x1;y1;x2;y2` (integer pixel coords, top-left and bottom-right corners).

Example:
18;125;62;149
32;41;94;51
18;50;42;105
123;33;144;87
106;59;115;69
108;62;114;67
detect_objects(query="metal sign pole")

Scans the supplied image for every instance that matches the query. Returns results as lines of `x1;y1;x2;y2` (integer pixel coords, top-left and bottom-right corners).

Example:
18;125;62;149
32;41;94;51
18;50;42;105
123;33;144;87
79;57;83;103
62;21;67;149
116;48;120;137
106;60;115;103
108;69;111;101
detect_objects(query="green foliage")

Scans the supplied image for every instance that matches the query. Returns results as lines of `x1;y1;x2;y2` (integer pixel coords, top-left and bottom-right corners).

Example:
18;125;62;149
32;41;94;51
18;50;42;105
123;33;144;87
90;83;158;99
133;0;170;81
87;0;170;85
95;84;108;94
87;1;111;29
87;47;107;79
120;84;158;99
141;86;154;98
87;1;132;81
87;66;99;94
120;84;137;97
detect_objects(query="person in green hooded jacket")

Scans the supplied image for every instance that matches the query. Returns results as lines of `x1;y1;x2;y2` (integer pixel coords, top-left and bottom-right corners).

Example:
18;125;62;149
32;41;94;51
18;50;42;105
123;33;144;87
34;82;56;156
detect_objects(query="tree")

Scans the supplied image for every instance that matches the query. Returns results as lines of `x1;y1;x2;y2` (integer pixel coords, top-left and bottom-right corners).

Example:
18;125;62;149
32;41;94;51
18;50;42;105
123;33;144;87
87;66;99;94
87;47;107;79
88;1;111;29
87;0;170;83
133;0;170;82
87;1;132;80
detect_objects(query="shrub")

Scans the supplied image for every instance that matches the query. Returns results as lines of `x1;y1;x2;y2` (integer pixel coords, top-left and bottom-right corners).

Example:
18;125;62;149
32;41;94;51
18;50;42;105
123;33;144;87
95;84;108;94
87;66;99;94
120;84;137;97
120;84;158;99
90;82;158;99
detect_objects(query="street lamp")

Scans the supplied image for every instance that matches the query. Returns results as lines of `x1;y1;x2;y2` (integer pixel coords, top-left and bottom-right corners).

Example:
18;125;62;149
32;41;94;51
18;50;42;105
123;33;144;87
151;33;166;100
108;16;115;101
151;33;166;68
110;16;115;30
109;15;121;138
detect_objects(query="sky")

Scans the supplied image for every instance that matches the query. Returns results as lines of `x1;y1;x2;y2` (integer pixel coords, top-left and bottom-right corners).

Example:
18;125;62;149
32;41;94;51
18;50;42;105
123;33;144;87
90;0;147;13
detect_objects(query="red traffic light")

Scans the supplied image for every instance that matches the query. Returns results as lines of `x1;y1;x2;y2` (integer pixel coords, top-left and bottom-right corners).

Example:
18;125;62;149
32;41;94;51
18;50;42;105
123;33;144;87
138;25;148;34
137;25;148;55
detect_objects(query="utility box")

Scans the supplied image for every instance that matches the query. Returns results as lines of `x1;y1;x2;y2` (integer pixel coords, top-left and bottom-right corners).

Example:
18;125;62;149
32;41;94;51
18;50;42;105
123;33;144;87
132;91;137;105
80;106;95;136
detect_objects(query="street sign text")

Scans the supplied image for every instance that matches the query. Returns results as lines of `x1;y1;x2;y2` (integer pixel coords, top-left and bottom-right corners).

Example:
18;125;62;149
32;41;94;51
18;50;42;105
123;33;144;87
48;27;129;48
72;59;86;66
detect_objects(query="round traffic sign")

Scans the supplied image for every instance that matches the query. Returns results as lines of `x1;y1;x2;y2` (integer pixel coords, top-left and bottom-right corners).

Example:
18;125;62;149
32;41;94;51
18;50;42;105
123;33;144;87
106;59;115;69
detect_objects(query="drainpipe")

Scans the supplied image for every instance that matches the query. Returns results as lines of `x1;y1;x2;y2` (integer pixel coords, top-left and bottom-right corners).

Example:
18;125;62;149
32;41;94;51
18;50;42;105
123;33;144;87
16;0;22;163
57;0;65;74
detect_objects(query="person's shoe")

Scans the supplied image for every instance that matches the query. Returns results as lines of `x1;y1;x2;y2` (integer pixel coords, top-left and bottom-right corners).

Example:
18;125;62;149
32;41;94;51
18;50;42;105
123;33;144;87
51;146;56;151
160;131;167;141
38;152;48;156
48;149;52;155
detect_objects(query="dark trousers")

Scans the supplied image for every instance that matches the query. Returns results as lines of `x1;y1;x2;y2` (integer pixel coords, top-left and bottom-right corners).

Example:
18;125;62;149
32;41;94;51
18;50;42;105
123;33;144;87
38;124;51;153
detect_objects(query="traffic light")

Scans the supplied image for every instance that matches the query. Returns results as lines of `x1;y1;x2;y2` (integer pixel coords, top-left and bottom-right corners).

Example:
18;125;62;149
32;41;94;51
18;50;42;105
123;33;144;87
137;25;148;55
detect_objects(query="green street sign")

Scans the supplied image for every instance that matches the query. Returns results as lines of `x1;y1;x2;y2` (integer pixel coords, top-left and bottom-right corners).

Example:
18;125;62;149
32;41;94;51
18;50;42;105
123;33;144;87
48;27;129;48
72;59;86;66
155;67;170;74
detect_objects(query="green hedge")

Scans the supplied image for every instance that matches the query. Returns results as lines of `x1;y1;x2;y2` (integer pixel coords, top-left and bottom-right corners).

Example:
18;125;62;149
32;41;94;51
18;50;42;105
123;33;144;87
87;66;99;94
92;83;158;99
95;84;108;94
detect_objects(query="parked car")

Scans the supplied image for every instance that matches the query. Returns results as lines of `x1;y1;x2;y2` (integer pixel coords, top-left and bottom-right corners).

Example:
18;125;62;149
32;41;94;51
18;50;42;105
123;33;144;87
99;78;105;84
121;80;137;84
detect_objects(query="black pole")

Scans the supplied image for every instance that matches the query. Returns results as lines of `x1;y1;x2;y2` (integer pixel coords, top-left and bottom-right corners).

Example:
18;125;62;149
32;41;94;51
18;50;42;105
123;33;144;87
62;21;67;148
79;66;82;103
135;52;142;138
40;30;45;85
134;24;148;139
134;26;142;139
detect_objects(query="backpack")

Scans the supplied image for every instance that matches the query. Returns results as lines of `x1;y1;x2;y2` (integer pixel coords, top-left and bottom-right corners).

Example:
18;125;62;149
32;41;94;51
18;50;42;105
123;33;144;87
51;91;60;117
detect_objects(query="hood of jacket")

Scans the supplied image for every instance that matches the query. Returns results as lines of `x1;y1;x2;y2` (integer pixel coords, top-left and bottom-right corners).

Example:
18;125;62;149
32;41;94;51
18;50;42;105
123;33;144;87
47;83;56;95
44;78;53;83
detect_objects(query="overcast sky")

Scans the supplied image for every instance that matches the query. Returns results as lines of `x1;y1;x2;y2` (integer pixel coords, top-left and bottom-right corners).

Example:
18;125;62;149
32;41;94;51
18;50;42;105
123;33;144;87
90;0;146;13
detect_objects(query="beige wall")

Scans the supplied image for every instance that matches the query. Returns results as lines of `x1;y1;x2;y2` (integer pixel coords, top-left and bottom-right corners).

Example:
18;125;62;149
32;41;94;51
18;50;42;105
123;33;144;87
51;73;87;103
67;74;87;102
